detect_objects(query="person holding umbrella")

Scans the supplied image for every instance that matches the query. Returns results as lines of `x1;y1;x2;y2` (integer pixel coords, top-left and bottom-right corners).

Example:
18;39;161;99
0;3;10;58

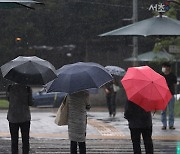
124;100;153;154
104;66;124;117
1;56;57;154
66;90;90;154
161;62;177;130
6;83;33;154
46;62;113;154
121;66;172;154
104;79;119;117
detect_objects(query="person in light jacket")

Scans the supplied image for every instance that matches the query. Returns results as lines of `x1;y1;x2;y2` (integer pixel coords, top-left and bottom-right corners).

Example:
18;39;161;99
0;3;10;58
7;83;32;154
66;91;90;154
124;100;154;154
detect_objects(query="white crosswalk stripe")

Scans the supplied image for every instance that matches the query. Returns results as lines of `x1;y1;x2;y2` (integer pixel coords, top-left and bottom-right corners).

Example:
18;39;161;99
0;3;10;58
0;138;179;154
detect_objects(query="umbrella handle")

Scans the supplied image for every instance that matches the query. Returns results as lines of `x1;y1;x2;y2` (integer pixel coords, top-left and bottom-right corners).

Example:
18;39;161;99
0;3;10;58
153;111;156;116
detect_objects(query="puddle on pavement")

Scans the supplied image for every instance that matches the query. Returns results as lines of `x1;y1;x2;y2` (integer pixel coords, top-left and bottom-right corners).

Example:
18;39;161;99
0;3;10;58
87;114;94;117
50;115;56;118
31;118;40;121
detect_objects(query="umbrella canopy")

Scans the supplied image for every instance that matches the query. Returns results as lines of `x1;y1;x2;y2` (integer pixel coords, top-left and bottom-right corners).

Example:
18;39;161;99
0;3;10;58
124;51;175;62
46;62;113;94
1;56;57;85
121;66;172;112
105;65;126;76
99;15;180;37
0;0;43;9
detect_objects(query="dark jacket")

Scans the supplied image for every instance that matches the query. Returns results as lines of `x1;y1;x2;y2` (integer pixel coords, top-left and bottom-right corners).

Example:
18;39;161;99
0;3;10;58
161;72;177;95
105;82;115;94
7;84;32;123
124;100;152;128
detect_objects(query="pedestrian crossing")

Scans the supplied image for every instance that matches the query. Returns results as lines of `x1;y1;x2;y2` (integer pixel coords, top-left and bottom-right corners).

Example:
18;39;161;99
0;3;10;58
0;138;179;154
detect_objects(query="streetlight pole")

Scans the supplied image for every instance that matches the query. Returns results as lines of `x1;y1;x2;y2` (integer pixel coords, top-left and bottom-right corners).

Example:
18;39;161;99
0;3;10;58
132;0;138;66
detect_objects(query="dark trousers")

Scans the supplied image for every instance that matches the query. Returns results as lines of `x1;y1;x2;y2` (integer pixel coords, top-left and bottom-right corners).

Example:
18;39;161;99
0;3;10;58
106;93;116;116
9;121;30;154
130;127;153;154
70;141;86;154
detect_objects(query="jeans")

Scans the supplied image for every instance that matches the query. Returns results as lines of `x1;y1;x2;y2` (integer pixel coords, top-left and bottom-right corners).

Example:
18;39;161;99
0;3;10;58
106;93;116;116
70;141;86;154
130;127;153;154
9;121;30;154
161;96;175;127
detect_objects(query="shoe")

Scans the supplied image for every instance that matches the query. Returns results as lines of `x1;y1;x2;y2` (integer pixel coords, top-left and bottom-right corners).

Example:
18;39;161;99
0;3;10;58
169;126;175;130
161;126;166;130
113;112;116;117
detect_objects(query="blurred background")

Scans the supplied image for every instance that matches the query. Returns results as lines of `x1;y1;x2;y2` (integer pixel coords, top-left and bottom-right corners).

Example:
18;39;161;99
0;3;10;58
0;0;180;107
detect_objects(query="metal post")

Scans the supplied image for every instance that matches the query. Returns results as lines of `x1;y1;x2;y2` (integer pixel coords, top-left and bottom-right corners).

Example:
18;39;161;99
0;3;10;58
132;0;138;66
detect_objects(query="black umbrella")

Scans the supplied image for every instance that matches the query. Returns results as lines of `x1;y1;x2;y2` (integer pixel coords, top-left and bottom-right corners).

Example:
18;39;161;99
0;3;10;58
0;0;43;9
99;15;180;37
1;56;57;85
46;62;113;94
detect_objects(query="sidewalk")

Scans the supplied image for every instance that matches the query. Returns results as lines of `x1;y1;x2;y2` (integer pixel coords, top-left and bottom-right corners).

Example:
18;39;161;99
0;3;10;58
1;108;180;153
1;107;180;141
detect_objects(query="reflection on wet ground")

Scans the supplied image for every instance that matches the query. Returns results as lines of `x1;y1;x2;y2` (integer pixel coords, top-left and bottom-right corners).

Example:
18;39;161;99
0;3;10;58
0;109;180;153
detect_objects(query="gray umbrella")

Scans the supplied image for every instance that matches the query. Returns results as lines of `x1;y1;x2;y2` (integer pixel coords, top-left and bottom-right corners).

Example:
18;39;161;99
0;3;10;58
105;65;126;76
46;62;113;94
124;51;175;62
99;15;180;37
1;56;57;85
0;0;43;9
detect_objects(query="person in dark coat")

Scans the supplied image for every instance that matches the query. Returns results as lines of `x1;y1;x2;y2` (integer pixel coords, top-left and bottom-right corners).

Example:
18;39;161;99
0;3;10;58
124;100;154;154
104;79;119;117
6;83;33;154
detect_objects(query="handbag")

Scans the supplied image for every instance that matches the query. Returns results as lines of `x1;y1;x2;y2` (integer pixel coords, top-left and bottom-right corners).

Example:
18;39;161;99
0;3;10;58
113;84;120;92
55;97;68;126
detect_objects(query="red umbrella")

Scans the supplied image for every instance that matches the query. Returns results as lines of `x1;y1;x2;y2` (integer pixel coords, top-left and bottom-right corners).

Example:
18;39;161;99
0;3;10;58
121;66;172;112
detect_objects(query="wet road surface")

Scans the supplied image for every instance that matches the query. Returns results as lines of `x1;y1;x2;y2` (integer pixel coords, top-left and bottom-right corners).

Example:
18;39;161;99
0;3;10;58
0;108;180;153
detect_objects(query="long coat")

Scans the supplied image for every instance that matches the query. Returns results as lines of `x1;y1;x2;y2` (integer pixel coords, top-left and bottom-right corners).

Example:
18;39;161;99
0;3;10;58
67;91;89;142
124;100;152;128
7;84;32;123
